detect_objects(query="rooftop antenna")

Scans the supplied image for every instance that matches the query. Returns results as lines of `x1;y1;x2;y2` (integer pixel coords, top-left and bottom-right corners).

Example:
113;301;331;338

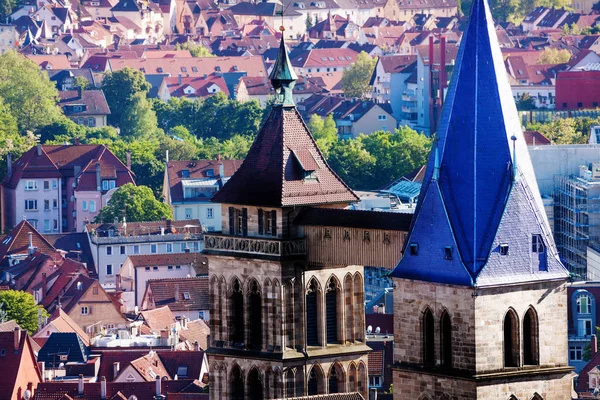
511;135;518;182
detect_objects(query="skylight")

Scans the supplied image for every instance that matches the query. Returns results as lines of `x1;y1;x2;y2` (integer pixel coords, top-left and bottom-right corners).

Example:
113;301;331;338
183;292;191;300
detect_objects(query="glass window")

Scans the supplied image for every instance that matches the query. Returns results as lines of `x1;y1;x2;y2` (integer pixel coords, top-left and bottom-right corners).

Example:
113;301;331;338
25;181;38;190
82;201;88;211
44;219;50;232
578;319;592;337
175;265;181;270
185;208;192;219
206;208;214;219
44;200;50;211
52;180;57;189
151;244;157;253
134;245;140;254
106;246;112;255
120;246;126;255
44;180;50;190
81;306;88;315
89;201;96;212
578;295;591;314
53;199;58;209
168;265;173;270
53;219;58;231
181;243;187;252
25;200;37;211
532;234;544;253
570;345;583;361
166;243;173;253
106;264;113;275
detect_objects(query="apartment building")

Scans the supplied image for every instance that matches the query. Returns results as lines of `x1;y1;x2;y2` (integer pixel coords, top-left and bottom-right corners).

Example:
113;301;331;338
1;144;135;233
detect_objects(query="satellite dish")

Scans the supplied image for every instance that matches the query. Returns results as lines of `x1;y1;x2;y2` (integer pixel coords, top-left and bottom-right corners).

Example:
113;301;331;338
367;325;373;334
375;327;381;334
23;390;32;400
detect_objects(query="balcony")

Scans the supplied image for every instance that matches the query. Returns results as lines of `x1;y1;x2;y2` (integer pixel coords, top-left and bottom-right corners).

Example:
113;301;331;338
204;233;306;257
402;105;418;113
402;90;417;102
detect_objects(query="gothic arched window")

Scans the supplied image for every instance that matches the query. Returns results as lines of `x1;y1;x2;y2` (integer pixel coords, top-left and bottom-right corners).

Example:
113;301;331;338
247;280;262;350
440;310;452;369
230;278;244;346
326;277;340;344
523;307;539;365
306;278;321;347
230;364;244;400
423;308;435;367
504;309;520;368
247;367;263;400
307;364;325;395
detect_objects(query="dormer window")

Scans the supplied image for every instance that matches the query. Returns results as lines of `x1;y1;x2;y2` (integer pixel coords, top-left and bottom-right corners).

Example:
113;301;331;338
531;234;544;253
183;292;191;300
444;246;453;260
409;243;418;256
205;169;214;177
500;244;509;255
181;170;190;178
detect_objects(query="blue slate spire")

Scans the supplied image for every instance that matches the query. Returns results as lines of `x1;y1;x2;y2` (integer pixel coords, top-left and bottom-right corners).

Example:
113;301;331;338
391;0;568;286
269;30;297;107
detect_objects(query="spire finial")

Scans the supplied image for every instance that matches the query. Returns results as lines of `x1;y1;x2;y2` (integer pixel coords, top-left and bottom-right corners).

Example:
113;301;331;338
511;135;518;181
433;144;440;181
269;30;297;107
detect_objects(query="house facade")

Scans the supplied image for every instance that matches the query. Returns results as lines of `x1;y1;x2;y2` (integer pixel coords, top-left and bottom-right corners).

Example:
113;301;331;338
162;159;242;231
86;220;203;288
59;89;111;128
1;144;135;234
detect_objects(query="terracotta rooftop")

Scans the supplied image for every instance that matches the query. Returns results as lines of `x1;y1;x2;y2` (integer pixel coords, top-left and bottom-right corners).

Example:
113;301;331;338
127;253;208;272
140;305;177;333
130;350;171;381
179;319;210;350
39;308;91;346
0;329;42;399
144;277;209;312
164;75;230;99
0;220;56;268
524;130;551;146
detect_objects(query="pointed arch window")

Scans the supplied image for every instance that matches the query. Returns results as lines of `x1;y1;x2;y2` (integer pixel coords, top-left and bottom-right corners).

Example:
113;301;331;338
247;280;262;350
328;362;345;394
504;309;520;368
230;278;244;347
326;278;340;344
247;367;263;400
423;308;435;367
308;365;325;395
523;307;539;366
440;310;452;369
230;365;244;400
306;279;320;346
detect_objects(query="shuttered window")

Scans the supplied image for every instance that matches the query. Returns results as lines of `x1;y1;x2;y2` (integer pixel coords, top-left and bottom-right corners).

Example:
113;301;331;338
258;209;264;234
271;210;277;236
228;207;234;235
242;208;248;236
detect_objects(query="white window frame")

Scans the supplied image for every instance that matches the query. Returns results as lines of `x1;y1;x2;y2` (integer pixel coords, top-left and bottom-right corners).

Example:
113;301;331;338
106;246;112;256
166;243;173;253
24;180;38;190
578;295;592;314
89;201;96;212
206;207;214;219
82;200;88;211
106;264;113;276
151;244;157;254
185;208;192;219
81;306;89;315
25;199;38;211
570;345;583;361
133;245;140;254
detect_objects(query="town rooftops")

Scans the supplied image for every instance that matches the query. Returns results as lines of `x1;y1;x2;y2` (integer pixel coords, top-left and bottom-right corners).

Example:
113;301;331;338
25;54;71;70
290;48;358;68
294;207;412;231
127;253;208;272
164;75;230;99
59;90;111;116
396;0;457;8
87;219;202;237
40;308;91;346
0;329;42;399
377;55;418;74
108;55;267;77
524;130;552;146
144;277;209;312
38;332;90;368
140;305;177;333
0;220;56;268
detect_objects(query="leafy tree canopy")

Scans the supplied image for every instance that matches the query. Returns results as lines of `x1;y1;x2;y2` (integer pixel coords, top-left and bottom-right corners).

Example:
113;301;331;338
0;290;47;332
0;51;61;132
342;52;377;99
0;97;39;179
538;48;571;64
527;116;600;144
101;67;151;127
94;183;172;223
308;114;338;157
175;41;214;57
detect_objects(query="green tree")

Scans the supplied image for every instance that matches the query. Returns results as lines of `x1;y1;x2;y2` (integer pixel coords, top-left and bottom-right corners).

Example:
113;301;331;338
341;52;377;98
94;183;172;223
158;133;199;161
527;118;581;144
0;303;7;323
220;135;253;159
119;92;161;140
0;51;61;132
175;41;214;57
0;290;47;332
102;67;151;127
74;76;90;91
538;48;571;64
515;93;538;111
0;97;39;179
306;13;314;30
328;139;376;189
308;114;338;156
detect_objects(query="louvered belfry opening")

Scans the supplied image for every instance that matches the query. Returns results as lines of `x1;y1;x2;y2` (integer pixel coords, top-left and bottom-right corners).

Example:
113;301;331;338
230;279;244;347
230;365;244;400
326;278;339;344
306;279;319;347
423;308;435;367
440;311;452;369
247;279;262;350
247;367;263;400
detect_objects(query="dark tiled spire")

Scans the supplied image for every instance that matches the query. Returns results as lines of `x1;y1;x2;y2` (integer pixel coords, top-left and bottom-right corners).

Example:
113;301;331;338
269;30;297;107
391;0;568;286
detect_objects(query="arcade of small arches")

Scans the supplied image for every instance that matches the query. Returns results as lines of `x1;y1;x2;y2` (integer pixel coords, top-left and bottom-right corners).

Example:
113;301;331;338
417;393;544;400
210;360;368;399
209;271;365;351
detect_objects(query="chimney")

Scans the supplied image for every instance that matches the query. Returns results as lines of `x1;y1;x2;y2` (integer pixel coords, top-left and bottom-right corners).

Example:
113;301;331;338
78;374;84;395
113;362;120;380
96;163;101;191
178;73;182;85
100;376;107;400
219;160;224;178
160;226;165;235
42;272;47;298
6;153;12;179
74;137;80;145
36;145;42;156
155;375;162;397
440;35;447;106
115;274;121;292
592;334;598;355
76;84;82;99
13;327;20;352
174;285;179;302
126;151;131;169
28;232;35;255
193;340;199;351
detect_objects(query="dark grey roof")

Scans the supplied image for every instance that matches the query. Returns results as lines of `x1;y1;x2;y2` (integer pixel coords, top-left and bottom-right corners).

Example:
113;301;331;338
111;0;142;12
38;332;89;368
295;207;412;231
144;73;170;98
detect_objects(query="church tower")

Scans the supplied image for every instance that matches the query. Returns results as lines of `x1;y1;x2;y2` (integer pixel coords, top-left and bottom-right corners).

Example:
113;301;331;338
204;34;371;399
390;0;573;398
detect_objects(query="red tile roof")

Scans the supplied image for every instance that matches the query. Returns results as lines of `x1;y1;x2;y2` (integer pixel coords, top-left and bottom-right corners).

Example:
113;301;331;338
523;130;551;146
212;107;358;207
0;220;56;268
37;308;91;346
127;253;208;271
166;159;243;204
144;277;209;312
26;54;72;70
368;349;384;375
130;350;172;381
378;55;417;73
290;48;359;69
179;320;210;351
164;75;230;99
0;329;42;399
158;350;206;380
59;90;111;116
140;305;177;333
